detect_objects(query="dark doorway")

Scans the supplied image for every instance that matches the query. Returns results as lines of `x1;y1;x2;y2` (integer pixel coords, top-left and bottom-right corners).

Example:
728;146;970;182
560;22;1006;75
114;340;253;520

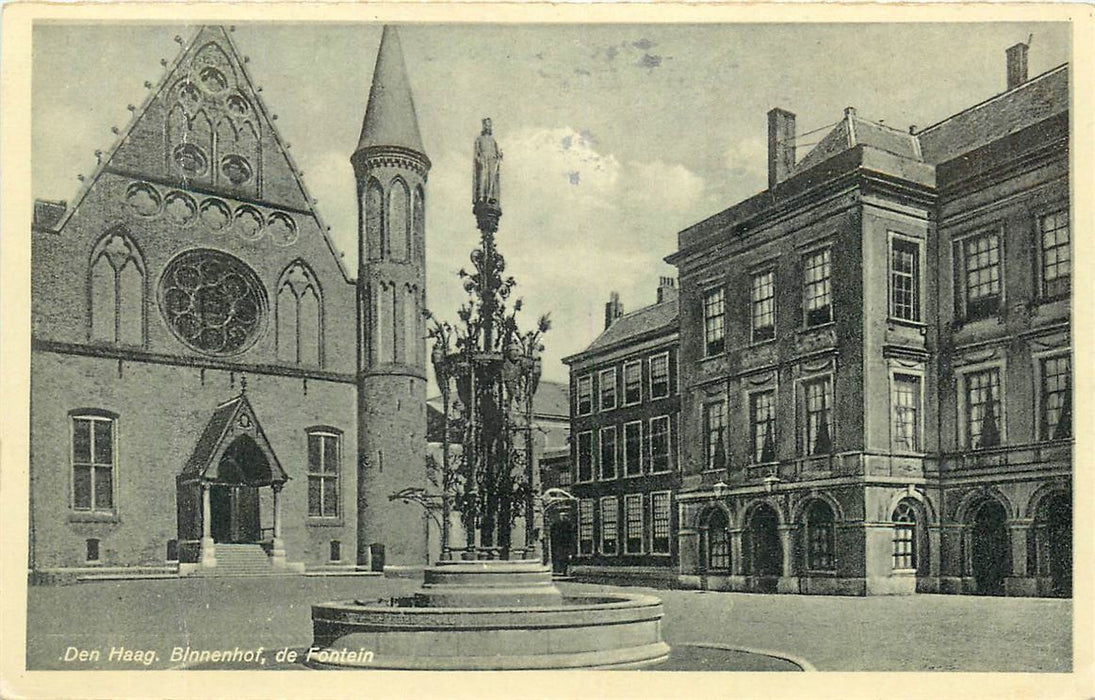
1040;493;1072;597
971;500;1010;595
550;519;574;575
747;503;782;591
210;484;261;543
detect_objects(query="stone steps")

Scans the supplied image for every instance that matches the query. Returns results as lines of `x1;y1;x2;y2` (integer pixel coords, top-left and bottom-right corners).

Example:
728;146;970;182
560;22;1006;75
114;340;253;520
199;543;291;577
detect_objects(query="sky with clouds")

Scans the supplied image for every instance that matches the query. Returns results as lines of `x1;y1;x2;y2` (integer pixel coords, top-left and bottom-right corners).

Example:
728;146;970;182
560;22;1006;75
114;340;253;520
32;22;1070;383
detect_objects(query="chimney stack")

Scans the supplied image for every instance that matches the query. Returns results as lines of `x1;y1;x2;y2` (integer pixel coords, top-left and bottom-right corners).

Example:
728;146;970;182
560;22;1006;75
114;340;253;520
1006;42;1028;90
657;276;678;304
767;108;796;190
604;292;624;330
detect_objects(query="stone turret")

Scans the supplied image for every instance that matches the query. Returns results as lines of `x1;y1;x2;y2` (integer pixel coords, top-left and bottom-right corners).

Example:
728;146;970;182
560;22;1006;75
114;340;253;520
352;25;430;570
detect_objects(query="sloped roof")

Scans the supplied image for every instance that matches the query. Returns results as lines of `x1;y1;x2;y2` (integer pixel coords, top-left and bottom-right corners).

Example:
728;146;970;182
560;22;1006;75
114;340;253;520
180;394;288;484
184;398;240;477
917;64;1068;164
357;26;425;154
793;113;921;175
46;25;352;281
582;299;679;355
533;381;570;418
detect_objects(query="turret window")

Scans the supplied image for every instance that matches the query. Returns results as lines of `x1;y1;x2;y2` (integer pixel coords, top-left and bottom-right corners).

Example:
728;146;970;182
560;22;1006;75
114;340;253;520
388;179;410;262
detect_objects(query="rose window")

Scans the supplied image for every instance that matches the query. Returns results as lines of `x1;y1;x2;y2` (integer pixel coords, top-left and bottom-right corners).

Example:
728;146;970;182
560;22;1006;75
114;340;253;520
159;249;266;356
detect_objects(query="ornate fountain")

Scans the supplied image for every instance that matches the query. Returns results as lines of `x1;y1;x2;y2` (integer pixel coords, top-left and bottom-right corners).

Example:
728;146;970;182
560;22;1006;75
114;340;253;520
309;119;669;670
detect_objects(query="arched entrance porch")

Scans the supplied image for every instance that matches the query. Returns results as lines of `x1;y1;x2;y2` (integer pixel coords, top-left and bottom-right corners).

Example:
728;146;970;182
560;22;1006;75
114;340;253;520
176;394;290;571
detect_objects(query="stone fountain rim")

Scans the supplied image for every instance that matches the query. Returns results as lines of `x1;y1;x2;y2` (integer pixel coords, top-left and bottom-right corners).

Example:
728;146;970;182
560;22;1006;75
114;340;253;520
314;590;664;615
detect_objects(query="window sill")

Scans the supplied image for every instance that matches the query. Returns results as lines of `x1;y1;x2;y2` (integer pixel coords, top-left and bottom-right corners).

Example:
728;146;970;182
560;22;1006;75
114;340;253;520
800;321;836;333
650;392;671;401
306;517;345;527
69;512;120;524
804;569;837;577
892;568;917;575
886;318;927;330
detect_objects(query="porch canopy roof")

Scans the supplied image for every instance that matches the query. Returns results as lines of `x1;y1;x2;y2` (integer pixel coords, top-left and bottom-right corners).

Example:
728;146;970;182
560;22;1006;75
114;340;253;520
179;394;289;486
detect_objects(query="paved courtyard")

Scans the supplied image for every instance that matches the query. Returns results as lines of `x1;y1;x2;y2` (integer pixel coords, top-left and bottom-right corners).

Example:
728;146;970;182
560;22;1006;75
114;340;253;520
25;576;1070;672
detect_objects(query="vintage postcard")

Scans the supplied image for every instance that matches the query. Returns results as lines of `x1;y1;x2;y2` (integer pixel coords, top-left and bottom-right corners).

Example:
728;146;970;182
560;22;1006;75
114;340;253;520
1;2;1092;699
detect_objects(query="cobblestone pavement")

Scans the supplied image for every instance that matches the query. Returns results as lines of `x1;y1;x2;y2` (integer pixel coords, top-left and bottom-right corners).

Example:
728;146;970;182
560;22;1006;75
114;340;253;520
25;576;1070;672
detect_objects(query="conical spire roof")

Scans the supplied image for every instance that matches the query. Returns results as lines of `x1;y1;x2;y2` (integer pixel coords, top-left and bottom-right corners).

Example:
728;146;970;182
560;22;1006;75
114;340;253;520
357;26;425;154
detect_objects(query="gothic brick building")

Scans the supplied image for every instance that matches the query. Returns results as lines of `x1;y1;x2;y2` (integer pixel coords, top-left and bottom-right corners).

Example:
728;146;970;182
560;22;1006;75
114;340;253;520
30;25;431;580
667;44;1071;596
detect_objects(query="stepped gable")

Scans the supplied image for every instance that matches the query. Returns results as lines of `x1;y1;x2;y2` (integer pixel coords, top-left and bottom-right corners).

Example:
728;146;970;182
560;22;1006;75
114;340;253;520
99;25;315;212
356;25;425;155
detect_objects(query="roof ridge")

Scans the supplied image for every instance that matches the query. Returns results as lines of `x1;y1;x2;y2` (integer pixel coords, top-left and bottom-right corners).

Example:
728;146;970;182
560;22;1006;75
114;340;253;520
917;63;1069;135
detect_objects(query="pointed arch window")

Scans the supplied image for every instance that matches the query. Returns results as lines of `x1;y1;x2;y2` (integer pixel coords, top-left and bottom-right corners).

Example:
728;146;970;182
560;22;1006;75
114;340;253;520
88;228;145;346
402;285;419;365
388;178;410;262
413;185;426;264
276;261;323;367
364;179;385;261
375;282;396;364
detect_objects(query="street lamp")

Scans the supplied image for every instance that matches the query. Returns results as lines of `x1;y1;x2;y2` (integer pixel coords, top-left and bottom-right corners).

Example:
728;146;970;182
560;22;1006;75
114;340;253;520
713;481;729;499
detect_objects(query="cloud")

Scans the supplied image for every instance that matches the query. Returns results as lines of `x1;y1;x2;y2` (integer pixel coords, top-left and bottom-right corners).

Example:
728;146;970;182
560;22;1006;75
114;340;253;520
423;126;706;381
723;136;768;190
637;53;663;70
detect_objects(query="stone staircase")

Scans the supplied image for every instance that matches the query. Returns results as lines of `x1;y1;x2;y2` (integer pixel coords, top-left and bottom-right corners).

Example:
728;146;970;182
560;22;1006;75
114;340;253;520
199;543;291;577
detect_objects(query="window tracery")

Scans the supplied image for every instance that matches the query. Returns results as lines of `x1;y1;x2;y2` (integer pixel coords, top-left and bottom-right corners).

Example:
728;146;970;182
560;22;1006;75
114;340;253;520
88;228;145;346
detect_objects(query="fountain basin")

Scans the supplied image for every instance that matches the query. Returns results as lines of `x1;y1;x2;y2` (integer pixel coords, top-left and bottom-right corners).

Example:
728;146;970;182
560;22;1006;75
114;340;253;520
310;591;670;670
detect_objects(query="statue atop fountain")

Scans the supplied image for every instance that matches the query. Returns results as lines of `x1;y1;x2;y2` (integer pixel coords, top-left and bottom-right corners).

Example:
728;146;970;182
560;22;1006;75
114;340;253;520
310;112;668;669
